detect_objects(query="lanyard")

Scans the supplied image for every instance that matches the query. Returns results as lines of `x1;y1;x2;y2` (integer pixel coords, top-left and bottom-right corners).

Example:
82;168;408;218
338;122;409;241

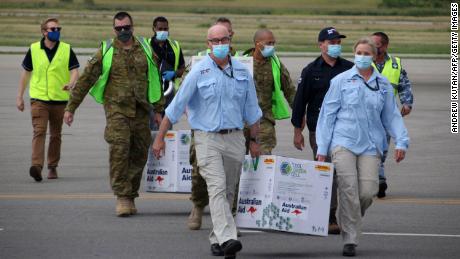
361;77;380;91
217;57;233;78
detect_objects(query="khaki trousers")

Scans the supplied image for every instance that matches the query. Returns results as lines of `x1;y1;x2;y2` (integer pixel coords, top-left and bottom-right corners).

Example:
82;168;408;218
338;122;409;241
194;130;245;245
30;100;66;169
331;146;380;245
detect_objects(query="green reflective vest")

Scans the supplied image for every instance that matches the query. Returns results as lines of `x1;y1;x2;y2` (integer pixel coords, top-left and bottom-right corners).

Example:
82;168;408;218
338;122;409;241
270;54;290;120
148;38;182;90
372;54;401;96
89;37;161;104
243;52;290;120
29;41;70;101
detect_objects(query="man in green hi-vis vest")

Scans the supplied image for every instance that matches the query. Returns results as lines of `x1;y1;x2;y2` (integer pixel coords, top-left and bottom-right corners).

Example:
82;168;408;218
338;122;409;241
371;31;414;199
17;17;80;182
242;29;296;153
64;12;164;217
149;16;185;121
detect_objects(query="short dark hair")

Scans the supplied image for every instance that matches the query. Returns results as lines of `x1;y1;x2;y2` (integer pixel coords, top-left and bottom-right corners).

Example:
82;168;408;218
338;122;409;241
215;17;232;25
372;32;389;45
113;11;133;26
153;16;168;27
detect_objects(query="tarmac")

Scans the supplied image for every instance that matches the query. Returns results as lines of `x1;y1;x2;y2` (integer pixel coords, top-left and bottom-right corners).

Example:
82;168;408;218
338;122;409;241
0;53;459;259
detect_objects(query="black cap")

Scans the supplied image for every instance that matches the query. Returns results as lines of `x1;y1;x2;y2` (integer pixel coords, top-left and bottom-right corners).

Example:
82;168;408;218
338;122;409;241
318;27;346;41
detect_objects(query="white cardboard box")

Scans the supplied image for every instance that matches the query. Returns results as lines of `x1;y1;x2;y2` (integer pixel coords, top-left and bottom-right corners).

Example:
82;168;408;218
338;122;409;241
235;155;334;236
144;130;192;193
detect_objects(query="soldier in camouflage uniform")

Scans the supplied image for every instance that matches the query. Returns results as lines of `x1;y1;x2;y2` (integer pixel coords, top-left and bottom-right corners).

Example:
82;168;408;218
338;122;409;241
64;12;164;217
242;29;296;154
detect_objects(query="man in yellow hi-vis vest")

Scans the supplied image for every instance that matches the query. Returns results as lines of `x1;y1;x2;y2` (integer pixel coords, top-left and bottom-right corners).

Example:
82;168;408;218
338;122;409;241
16;17;79;182
150;16;185;128
371;32;414;198
63;12;164;217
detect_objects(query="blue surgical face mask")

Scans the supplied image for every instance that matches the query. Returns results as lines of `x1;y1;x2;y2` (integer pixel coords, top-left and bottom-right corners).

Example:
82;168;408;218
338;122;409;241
47;31;60;42
327;44;342;58
155;31;168;41
261;45;275;57
354;54;373;69
212;44;230;59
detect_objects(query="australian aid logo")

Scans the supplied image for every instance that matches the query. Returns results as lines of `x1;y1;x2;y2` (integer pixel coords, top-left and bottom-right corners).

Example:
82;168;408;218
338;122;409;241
146;168;168;186
281;202;308;220
280;161;307;177
237;197;262;217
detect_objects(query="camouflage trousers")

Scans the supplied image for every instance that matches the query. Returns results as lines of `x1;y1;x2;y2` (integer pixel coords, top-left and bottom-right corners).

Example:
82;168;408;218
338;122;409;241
104;110;151;199
189;119;275;211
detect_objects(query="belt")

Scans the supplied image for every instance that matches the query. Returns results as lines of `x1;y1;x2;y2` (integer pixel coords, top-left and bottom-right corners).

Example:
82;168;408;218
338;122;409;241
192;129;240;134
217;128;240;134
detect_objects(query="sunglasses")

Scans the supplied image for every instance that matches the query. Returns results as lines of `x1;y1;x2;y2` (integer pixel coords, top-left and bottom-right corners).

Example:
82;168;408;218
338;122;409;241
47;27;62;32
114;25;132;32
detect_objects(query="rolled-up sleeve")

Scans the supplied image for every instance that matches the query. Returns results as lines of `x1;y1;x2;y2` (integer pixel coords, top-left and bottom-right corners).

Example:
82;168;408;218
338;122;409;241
243;77;262;126
316;78;341;156
381;85;410;150
165;69;198;124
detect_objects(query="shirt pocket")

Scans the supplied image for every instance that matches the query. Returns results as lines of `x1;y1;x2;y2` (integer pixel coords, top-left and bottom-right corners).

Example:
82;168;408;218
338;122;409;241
233;73;248;100
310;72;328;89
341;86;360;105
197;78;216;100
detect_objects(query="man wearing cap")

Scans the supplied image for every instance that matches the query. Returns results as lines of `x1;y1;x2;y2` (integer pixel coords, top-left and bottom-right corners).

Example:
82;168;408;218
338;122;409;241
291;27;354;234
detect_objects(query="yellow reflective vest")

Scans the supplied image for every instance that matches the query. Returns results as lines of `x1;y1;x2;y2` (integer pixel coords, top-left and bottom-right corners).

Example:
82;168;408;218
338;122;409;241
29;41;71;101
372;54;401;96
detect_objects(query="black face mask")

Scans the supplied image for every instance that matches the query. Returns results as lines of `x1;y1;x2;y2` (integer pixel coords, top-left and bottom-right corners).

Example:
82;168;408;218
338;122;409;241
117;30;132;43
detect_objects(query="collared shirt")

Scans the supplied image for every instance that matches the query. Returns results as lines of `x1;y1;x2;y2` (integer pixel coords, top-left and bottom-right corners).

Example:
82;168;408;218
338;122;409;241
316;66;409;157
22;38;80;71
165;55;262;131
291;55;354;131
375;53;414;107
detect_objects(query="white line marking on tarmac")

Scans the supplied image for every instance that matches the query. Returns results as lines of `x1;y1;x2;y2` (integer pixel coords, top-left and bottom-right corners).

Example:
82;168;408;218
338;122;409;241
363;232;460;238
0;228;4;231
240;230;460;238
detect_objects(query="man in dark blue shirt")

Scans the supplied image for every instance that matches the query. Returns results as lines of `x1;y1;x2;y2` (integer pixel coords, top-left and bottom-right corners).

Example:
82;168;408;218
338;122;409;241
291;27;353;235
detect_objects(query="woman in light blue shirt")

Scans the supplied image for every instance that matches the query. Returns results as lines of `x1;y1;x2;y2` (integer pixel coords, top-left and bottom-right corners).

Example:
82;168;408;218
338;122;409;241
316;37;409;257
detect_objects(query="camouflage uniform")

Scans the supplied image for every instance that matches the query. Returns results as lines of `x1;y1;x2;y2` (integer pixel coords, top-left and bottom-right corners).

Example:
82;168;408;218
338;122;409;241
66;38;164;198
243;49;296;154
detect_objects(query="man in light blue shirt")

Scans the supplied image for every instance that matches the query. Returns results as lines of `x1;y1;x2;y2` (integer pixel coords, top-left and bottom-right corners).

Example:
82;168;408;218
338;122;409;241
153;24;261;259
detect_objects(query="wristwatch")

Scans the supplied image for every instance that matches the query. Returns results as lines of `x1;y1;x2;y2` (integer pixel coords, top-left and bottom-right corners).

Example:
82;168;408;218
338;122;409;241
249;136;259;144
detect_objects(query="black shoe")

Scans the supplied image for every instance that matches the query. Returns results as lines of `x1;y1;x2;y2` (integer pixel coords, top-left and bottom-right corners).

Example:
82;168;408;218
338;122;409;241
222;239;242;259
377;182;388;198
210;243;224;256
29;166;42;182
343;244;356;257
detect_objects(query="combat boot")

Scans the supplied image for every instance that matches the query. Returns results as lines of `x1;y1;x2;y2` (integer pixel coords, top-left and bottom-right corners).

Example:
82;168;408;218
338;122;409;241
129;198;137;215
187;205;204;230
116;197;131;217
